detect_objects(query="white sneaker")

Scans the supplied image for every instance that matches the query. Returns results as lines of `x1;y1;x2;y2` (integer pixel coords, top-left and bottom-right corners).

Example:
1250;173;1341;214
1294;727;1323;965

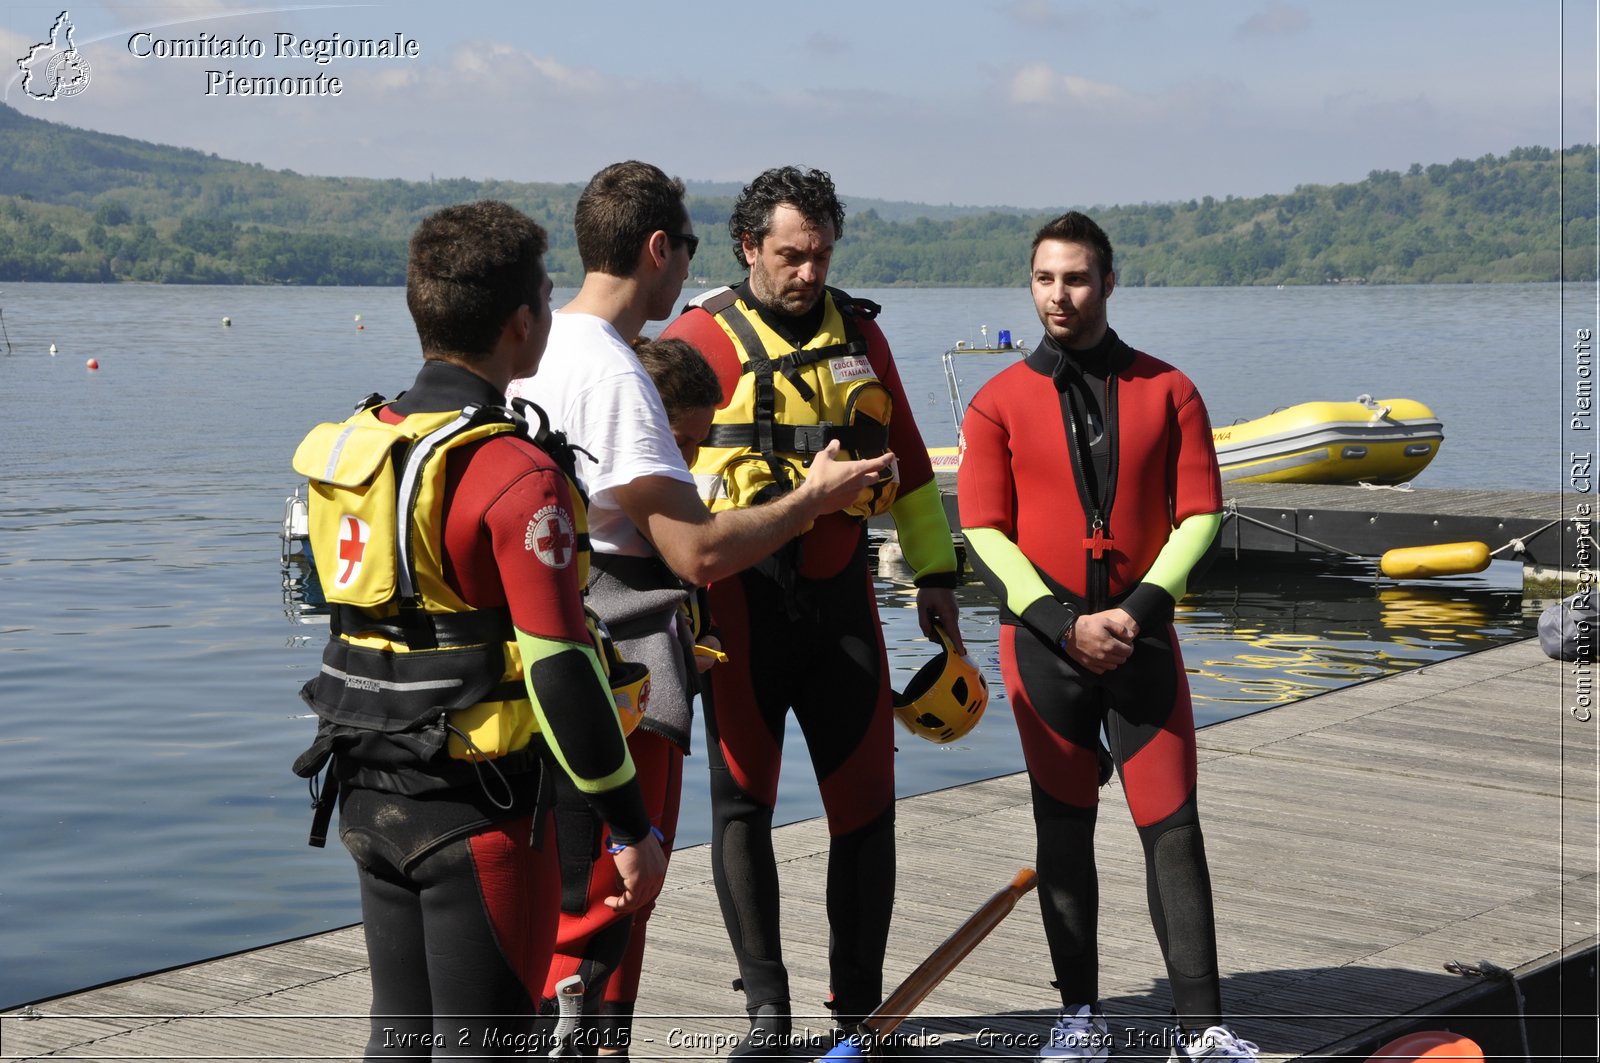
1036;1004;1111;1062
1169;1025;1261;1061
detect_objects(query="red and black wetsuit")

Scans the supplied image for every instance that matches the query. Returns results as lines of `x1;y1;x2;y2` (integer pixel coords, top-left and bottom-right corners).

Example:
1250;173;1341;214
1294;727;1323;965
335;361;649;1057
957;329;1227;1028
661;282;951;1022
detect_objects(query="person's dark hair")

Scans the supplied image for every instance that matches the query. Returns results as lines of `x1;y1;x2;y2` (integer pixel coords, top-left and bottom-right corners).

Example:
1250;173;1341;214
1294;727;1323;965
633;336;723;417
573;161;689;277
728;166;846;267
1031;211;1115;280
406;200;547;360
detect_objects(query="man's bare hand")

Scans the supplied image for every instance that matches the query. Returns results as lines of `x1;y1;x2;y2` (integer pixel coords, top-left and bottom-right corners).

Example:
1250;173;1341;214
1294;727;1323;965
796;440;895;516
604;831;667;913
1065;608;1137;674
917;587;965;655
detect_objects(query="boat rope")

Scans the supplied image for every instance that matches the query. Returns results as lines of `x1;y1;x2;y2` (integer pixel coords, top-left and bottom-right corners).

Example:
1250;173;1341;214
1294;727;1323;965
0;302;12;355
1355;481;1415;492
1225;505;1572;563
1489;518;1565;558
1220;503;1365;559
1443;960;1532;1062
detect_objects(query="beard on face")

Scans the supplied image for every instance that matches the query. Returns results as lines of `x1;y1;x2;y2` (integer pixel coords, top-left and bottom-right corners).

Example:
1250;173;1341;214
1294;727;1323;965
750;255;820;316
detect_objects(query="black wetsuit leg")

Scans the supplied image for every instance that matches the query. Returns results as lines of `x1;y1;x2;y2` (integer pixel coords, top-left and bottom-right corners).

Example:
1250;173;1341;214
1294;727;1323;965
1005;623;1221;1027
1007;625;1109;1007
1102;627;1221;1030
354;809;558;1059
704;539;896;1019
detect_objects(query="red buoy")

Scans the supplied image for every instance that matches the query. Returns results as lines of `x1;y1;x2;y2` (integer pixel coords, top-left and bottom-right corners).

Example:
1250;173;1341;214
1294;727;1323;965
86;358;99;370
1369;1030;1485;1060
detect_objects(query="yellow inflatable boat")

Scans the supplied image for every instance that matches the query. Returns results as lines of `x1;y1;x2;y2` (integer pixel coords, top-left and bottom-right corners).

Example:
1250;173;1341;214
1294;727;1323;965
1212;395;1442;485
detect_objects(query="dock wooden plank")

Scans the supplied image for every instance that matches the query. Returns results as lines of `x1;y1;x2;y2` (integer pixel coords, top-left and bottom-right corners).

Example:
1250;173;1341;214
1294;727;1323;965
3;639;1593;1062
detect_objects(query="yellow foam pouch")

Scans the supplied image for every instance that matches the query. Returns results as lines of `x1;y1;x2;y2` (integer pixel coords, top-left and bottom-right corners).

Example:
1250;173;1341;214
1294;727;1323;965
704;452;809;510
586;608;650;735
291;418;410;609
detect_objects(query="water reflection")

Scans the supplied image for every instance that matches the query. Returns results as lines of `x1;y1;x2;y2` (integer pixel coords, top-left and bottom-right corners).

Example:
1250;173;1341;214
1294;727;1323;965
1179;556;1529;720
871;544;1535;725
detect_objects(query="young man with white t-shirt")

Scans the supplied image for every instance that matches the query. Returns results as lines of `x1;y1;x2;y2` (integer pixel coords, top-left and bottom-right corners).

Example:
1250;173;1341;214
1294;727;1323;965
505;160;890;1059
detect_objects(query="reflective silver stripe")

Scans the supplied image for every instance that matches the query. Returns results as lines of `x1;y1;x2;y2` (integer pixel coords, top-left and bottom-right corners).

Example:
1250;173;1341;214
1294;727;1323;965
323;423;361;481
320;662;464;693
394;408;478;600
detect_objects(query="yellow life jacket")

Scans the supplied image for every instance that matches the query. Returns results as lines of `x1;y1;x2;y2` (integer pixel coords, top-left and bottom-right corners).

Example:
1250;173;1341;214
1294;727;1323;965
291;398;647;789
689;287;897;520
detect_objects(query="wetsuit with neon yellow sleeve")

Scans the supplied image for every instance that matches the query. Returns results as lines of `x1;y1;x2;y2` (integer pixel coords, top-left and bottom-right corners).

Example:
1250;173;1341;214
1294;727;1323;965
302;359;650;1058
957;329;1228;1031
660;281;957;1024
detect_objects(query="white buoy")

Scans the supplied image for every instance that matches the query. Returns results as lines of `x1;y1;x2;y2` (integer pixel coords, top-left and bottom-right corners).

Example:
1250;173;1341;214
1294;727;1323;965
49;343;57;355
354;314;362;322
222;316;232;327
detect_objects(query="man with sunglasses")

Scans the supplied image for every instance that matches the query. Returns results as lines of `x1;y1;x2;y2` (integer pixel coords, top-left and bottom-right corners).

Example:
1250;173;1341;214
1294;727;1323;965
507;160;892;1060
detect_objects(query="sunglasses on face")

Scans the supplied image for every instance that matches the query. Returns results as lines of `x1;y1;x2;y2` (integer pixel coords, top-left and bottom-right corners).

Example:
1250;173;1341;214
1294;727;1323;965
667;232;699;260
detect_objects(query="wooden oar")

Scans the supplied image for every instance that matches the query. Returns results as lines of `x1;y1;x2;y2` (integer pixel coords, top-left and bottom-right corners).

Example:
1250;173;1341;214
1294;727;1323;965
819;868;1038;1060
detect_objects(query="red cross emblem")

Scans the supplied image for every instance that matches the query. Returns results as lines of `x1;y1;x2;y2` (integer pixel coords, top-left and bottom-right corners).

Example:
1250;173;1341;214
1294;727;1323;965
527;506;576;569
336;515;368;585
1082;522;1114;560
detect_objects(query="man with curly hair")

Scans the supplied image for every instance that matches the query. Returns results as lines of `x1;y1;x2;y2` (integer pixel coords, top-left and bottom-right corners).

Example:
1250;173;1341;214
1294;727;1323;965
662;166;964;1057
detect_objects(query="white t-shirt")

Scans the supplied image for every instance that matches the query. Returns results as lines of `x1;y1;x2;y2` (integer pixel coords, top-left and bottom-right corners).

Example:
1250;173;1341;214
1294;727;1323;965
505;312;691;557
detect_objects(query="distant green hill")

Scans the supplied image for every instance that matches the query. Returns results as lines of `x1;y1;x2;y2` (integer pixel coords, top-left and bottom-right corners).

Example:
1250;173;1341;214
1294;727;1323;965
0;103;1592;286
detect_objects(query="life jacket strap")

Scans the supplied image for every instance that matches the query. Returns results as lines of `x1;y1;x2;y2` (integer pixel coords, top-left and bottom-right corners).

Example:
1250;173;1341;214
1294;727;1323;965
304;746;340;849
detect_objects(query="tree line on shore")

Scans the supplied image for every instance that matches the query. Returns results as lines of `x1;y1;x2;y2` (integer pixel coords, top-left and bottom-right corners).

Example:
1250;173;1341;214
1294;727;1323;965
0;104;1592;287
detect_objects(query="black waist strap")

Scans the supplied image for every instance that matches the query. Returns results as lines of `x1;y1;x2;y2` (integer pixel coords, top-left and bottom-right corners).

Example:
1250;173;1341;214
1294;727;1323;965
304;739;548;848
332;604;511;649
704;421;884;458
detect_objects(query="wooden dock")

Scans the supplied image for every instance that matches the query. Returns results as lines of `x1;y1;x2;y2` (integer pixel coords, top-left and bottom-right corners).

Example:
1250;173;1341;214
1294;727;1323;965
3;639;1594;1061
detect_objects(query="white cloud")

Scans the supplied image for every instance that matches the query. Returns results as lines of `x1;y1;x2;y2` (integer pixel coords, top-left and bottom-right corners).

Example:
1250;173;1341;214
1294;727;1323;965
1008;63;1128;105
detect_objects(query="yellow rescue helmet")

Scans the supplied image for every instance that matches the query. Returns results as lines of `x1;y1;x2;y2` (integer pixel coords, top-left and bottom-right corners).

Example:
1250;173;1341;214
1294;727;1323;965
610;660;650;737
893;623;988;743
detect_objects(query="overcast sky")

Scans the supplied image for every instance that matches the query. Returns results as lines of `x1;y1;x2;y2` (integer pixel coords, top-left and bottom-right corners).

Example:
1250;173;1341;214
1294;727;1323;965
2;1;1595;210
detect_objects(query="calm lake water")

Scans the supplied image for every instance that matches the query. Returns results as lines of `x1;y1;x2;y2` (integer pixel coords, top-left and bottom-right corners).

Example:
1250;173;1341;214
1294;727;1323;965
0;281;1570;1009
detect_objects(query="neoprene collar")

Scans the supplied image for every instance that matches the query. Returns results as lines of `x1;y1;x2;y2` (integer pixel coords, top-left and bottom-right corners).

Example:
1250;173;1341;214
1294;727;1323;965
1024;328;1136;383
393;358;506;415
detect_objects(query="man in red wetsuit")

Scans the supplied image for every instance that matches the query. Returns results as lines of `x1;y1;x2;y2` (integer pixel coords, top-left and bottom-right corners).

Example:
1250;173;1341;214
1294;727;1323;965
958;212;1260;1062
661;165;964;1057
291;200;666;1059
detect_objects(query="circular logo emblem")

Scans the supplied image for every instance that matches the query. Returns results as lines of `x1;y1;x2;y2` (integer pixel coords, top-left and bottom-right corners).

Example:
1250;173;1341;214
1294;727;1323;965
45;50;91;97
526;506;576;569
